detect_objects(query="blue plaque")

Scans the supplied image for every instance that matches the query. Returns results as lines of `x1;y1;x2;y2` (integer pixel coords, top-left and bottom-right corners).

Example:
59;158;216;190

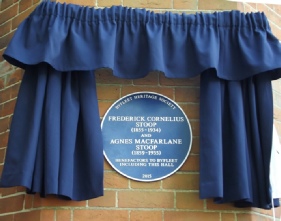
102;92;192;182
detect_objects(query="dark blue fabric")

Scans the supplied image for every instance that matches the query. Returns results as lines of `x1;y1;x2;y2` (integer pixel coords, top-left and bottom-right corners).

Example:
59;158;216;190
1;1;281;206
3;1;281;80
0;64;104;200
199;69;277;209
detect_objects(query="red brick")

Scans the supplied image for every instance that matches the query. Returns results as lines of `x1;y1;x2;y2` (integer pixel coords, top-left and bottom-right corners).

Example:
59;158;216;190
0;99;16;117
40;210;55;221
252;206;281;218
173;0;197;10
98;101;114;117
257;4;281;26
0;194;24;213
190;120;199;136
104;158;114;170
130;179;161;189
0;187;17;197
16;186;25;193
0;164;3;176
104;171;129;188
6;84;20;99
1;0;14;11
243;2;259;13
73;210;129;221
14;211;41;221
0;76;5;89
237;2;244;11
0;61;14;76
121;86;174;99
198;0;237;10
0;132;9;148
0;148;5;163
176;192;203;209
237;213;271;221
123;0;172;9
95;69;133;85
0;21;11;38
33;194;86;208
97;85;120;100
165;211;220;221
221;213;236;221
175;87;200;103
179;154;199;172
130;210;162;221
0;31;15;50
6;68;23;86
12;5;37;30
243;3;257;10
162;173;199;190
179;103;199;120
0;94;9;105
19;0;32;12
0;4;18;25
88;190;116;207
133;72;159;85
0;117;10;133
56;210;72;221
24;194;34;209
0;83;20;102
268;4;281;14
271;206;281;218
0;48;5;62
118;190;174;208
191;137;199;154
160;74;200;86
97;0;122;7
0;214;14;221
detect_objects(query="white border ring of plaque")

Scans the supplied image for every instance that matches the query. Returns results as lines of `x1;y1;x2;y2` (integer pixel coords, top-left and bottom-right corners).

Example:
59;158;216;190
102;92;192;182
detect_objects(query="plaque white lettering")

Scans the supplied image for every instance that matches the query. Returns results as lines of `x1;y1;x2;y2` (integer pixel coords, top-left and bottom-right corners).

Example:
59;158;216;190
134;139;182;145
110;139;133;144
102;92;192;182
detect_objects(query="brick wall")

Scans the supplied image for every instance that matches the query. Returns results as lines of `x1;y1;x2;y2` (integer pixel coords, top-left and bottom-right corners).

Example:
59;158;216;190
0;0;281;221
237;3;281;144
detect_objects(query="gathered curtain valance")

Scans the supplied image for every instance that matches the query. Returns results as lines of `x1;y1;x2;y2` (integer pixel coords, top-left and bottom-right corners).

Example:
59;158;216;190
1;1;281;209
3;1;281;80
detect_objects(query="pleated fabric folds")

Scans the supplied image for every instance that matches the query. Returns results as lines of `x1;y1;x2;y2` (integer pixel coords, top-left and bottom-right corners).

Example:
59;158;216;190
1;1;281;206
4;1;281;80
1;64;104;200
200;69;278;209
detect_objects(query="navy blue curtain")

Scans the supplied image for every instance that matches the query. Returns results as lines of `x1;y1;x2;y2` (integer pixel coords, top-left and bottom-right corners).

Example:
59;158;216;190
200;69;279;209
1;1;281;207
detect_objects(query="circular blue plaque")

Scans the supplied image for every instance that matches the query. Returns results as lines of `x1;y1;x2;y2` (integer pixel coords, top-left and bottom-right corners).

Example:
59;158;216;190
102;92;192;182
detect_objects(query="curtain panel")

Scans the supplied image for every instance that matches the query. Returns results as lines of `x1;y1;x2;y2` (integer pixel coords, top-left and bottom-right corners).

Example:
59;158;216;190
1;1;281;208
